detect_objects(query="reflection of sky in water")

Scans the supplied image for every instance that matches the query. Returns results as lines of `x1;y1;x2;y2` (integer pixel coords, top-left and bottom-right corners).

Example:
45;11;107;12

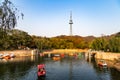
0;56;120;80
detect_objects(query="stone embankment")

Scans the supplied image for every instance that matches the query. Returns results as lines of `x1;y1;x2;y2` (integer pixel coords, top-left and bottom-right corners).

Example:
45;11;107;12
95;52;120;60
52;49;88;53
95;52;120;71
0;49;37;57
43;49;88;54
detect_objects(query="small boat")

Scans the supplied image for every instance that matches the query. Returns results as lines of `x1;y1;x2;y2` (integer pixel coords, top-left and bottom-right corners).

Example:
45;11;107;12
52;54;60;61
60;53;65;58
52;56;60;61
3;54;11;60
54;54;60;57
98;60;107;67
37;64;46;77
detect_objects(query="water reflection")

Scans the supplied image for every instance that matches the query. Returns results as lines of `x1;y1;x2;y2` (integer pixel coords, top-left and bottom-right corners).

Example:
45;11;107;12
0;54;120;80
0;56;38;80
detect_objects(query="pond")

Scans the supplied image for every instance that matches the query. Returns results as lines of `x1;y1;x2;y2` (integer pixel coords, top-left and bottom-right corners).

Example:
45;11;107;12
0;54;120;80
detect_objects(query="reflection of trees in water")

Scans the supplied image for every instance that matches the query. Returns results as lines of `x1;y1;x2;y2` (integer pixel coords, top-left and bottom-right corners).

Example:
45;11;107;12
0;56;41;79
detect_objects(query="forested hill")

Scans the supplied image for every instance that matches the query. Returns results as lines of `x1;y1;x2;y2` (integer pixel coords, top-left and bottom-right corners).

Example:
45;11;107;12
0;29;120;52
54;35;95;42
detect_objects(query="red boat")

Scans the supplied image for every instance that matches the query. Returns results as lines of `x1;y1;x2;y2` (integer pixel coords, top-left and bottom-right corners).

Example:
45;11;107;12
3;54;11;60
37;64;46;77
98;60;107;67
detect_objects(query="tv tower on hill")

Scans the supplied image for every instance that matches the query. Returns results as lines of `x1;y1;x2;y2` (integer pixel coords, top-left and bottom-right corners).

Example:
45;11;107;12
69;11;73;36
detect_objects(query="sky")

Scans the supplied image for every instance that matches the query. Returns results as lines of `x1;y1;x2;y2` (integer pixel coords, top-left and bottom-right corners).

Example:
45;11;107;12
5;0;120;37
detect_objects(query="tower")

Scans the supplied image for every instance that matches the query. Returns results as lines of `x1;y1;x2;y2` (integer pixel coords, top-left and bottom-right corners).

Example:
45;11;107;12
69;11;73;36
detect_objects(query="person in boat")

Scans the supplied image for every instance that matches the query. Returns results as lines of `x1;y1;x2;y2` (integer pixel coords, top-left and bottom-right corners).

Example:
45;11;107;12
37;68;46;80
38;67;46;77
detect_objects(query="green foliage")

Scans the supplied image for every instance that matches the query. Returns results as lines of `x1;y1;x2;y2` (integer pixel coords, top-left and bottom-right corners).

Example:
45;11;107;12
0;0;24;50
0;29;33;50
31;35;92;50
90;37;108;51
108;37;120;52
0;27;120;53
11;30;32;49
90;34;120;52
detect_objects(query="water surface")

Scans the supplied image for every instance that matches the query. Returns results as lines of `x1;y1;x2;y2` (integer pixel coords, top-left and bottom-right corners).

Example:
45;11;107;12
0;55;120;80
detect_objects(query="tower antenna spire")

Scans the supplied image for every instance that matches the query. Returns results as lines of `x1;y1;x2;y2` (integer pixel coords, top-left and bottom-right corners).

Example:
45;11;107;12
69;11;73;36
70;11;72;20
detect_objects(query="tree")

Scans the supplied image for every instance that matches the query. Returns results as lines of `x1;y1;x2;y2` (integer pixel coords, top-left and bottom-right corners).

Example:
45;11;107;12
90;38;108;51
0;0;23;30
9;29;32;49
108;37;120;52
0;0;23;50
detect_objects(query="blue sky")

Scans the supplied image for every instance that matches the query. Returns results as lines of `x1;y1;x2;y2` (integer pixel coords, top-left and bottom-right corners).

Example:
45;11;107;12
9;0;120;37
